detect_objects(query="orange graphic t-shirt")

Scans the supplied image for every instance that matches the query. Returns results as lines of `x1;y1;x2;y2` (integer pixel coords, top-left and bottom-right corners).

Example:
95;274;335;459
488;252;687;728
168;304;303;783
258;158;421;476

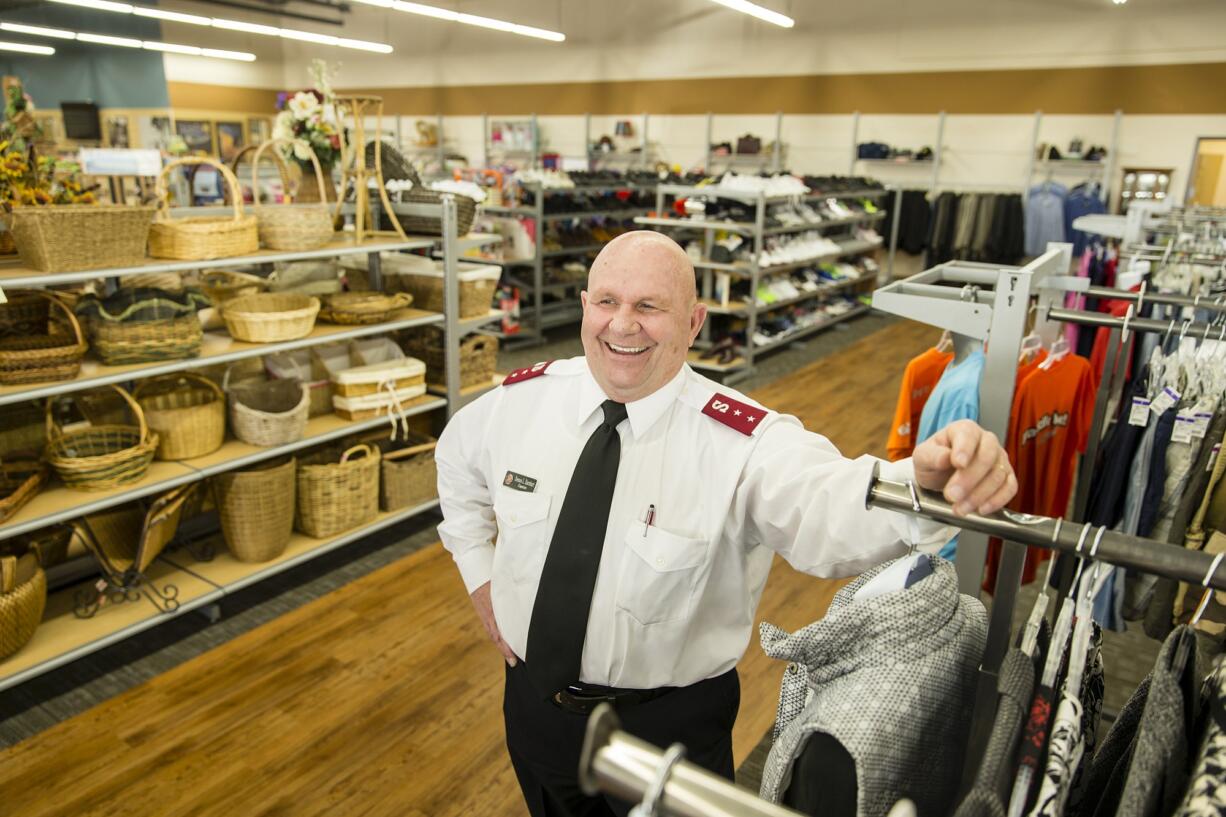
887;346;955;461
984;353;1096;591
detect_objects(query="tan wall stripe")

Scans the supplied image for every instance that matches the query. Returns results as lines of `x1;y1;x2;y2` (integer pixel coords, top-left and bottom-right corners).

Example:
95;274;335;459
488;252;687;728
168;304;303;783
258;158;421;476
169;61;1226;117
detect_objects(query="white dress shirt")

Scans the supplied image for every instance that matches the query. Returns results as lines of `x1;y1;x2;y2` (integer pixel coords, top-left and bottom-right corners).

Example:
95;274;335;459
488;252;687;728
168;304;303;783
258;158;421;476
436;357;949;690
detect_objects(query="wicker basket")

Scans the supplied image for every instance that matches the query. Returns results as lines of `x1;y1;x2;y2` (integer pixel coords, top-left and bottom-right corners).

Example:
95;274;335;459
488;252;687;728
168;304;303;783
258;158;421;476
134;372;226;460
377;433;437;512
0;553;45;660
0;291;51;337
403;327;497;389
213;457;296;562
0;458;48;524
225;368;310;447
250;139;335;251
148;158;259;260
265;346;338;418
296;443;380;538
366;141;476;236
385;260;498;319
201;269;266;307
0;291;87;385
318;291;413;325
88;313;203;365
74;483;196;582
223;292;320;342
10;204;156;273
44;385;158;491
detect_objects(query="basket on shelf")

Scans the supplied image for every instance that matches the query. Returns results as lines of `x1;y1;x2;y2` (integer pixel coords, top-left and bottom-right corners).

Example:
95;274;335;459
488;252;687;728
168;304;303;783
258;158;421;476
0;402;47;456
366;141;476;236
264;346;338;418
224;367;310;447
344;254;499;319
9;204;156;273
134;372;226;460
375;432;437;512
250;138;336;252
318;291;413;325
0;291;87;385
0;552;45;660
201;269;266;309
75;288;209;366
331;356;426;422
74;483;196;584
0;458;48;525
222;292;320;342
0;291;51;337
213;456;296;563
44;385;159;491
148;157;259;260
20;524;76;568
296;443;380;538
402;326;497;390
119;273;183;291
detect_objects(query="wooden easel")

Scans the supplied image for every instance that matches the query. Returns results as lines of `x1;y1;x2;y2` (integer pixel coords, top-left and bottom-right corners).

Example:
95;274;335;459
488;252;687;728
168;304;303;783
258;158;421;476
332;95;409;243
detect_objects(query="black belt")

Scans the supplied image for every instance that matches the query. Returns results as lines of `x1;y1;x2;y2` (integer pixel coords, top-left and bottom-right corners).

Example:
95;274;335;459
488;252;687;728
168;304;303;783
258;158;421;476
551;683;675;715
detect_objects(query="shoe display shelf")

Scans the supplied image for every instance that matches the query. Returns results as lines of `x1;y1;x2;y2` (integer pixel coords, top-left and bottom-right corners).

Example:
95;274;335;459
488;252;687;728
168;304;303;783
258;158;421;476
0;198;503;692
473;179;657;344
640;184;884;385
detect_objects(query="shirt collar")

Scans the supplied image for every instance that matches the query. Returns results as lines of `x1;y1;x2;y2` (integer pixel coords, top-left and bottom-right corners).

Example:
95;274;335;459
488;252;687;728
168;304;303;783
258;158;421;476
577;362;688;438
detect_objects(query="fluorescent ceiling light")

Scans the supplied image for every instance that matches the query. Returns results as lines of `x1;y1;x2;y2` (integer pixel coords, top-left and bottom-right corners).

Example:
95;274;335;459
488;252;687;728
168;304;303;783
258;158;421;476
77;31;142;46
708;0;795;28
0;19;256;60
0;22;76;39
43;0;393;53
351;0;565;42
0;40;55;55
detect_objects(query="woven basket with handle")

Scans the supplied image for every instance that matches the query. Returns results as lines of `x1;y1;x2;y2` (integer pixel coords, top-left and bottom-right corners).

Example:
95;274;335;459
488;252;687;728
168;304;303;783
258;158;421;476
134;372;226;460
89;314;203;365
224;366;309;447
296;443;380;538
223;292;320;342
0;458;48;524
0;552;45;660
250;138;335;251
44;385;158;491
319;291;413;325
148;157;259;260
213;457;296;562
74;483;196;584
365;141;476;236
0;290;87;385
10;204;156;273
377;433;437;512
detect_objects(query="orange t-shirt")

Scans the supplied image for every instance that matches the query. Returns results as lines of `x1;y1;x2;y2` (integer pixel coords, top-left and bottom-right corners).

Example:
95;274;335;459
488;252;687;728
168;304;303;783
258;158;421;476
984;353;1096;591
887;346;955;461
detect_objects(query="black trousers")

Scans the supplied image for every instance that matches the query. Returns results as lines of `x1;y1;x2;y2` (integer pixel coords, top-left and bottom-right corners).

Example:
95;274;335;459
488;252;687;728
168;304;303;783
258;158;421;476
503;662;741;817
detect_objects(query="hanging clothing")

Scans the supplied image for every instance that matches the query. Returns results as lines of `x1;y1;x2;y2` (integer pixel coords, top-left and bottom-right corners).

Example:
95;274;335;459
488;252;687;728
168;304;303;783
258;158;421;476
953;193;981;259
1065;185;1107;260
984;354;1095;591
987;194;1026;265
759;558;988;817
1116;626;1200;817
971;195;997;261
1025;182;1068;257
1078;675;1152;817
1174;655;1226;817
955;648;1038;817
888;346;956;461
1122;400;1181;622
917;349;985;445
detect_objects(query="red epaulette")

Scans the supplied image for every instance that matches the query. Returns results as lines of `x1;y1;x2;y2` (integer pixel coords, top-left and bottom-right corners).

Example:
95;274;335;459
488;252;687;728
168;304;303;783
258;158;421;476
701;393;766;436
502;361;553;386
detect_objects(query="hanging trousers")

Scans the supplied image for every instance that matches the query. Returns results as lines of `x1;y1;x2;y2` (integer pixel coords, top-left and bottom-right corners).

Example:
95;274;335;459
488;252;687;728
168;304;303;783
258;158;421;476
503;661;740;817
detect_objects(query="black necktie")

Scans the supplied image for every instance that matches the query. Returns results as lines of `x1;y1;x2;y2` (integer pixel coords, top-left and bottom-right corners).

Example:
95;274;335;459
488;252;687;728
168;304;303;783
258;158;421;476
526;399;628;697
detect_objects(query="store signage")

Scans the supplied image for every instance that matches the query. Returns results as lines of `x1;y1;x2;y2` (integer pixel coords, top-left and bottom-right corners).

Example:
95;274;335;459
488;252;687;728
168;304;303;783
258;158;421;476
78;148;162;177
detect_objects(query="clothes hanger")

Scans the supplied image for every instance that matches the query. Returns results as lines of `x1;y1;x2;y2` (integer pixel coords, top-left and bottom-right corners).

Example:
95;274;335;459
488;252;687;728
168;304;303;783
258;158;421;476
1038;332;1069;371
936;328;953;354
1174;551;1225;676
1020;518;1062;658
853;481;933;601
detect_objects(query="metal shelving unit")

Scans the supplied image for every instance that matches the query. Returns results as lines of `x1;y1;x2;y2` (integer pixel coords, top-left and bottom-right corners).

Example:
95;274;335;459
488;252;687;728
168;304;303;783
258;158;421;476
0;197;502;692
639;184;884;383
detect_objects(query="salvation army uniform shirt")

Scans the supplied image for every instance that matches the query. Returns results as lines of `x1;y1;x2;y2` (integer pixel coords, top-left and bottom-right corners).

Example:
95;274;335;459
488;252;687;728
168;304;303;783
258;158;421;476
887;346;954;462
436;357;950;690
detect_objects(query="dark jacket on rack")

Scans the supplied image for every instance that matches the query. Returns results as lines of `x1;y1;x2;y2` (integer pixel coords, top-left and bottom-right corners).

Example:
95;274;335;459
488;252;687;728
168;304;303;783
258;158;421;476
758;558;987;817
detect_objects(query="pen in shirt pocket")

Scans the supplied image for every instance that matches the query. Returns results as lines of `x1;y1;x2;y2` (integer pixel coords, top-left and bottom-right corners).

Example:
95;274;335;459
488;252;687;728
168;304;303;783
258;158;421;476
643;504;656;535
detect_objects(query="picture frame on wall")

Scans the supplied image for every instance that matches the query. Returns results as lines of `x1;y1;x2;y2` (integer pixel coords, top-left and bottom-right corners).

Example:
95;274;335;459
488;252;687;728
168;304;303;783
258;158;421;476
248;117;271;144
105;114;130;148
216;120;244;161
174;119;214;155
137;114;173;151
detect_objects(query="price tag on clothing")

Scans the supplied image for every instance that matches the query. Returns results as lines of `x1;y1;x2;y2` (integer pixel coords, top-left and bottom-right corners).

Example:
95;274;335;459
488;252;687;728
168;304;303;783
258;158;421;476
1209;444;1222;474
1129;398;1152;427
1193;412;1213;439
1150;386;1181;416
1172;415;1196;444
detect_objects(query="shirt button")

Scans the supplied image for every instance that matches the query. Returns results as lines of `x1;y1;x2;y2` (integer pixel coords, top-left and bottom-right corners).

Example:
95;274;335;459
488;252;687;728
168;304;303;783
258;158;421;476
656;558;664;566
510;513;519;523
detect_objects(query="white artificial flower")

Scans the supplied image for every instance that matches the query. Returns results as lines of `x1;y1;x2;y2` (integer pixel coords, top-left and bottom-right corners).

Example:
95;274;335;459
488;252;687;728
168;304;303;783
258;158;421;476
292;139;312;161
272;110;293;142
288;91;320;120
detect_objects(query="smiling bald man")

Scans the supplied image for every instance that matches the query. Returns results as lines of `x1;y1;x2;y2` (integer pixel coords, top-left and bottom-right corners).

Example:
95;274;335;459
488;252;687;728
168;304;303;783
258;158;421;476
436;230;1016;817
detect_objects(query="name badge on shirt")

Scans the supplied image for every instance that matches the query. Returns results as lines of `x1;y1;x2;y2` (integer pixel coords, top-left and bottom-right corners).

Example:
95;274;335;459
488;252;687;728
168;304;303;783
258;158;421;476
503;471;538;493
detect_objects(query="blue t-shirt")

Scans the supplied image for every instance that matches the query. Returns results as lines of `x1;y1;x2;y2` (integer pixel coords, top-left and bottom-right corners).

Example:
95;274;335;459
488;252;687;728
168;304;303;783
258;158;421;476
916;349;985;560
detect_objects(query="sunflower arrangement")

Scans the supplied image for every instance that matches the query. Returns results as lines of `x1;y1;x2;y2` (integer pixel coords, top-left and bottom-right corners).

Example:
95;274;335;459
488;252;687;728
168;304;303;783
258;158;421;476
0;146;95;208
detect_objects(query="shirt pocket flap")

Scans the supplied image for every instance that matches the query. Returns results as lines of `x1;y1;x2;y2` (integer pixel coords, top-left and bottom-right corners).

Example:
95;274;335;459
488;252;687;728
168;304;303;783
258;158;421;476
494;490;551;529
625;525;708;573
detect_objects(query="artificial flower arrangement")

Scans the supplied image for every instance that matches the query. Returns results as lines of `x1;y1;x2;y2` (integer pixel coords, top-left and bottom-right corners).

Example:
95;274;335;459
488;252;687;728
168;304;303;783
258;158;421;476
272;59;342;170
0;79;95;208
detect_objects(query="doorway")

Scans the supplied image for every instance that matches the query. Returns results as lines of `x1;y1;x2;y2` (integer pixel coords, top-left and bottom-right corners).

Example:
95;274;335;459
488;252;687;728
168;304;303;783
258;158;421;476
1187;137;1226;206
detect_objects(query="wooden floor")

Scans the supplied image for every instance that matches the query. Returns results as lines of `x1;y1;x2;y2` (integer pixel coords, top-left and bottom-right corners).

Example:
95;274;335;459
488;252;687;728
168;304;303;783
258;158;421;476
0;319;938;817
